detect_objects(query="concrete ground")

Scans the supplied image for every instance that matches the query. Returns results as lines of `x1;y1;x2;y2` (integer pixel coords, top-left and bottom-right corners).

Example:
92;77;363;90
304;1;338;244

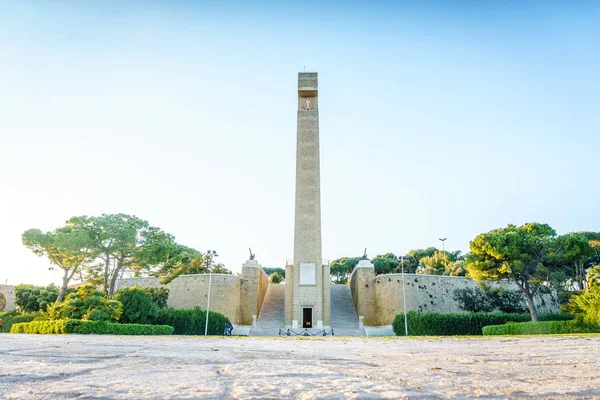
1;334;599;399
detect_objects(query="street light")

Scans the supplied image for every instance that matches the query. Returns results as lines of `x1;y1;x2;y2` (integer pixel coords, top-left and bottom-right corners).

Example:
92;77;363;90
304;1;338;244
204;249;218;336
400;256;409;336
438;238;448;268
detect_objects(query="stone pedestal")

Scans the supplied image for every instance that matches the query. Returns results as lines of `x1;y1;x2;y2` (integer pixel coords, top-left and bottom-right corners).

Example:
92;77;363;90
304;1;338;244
240;259;269;325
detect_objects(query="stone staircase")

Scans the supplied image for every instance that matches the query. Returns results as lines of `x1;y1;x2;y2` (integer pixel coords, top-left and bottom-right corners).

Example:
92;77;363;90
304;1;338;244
330;284;365;336
248;283;365;336
249;284;285;336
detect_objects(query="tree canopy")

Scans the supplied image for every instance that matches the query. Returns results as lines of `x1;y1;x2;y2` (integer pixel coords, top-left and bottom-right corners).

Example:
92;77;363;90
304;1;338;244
329;248;464;281
466;222;578;321
23;214;229;300
22;226;94;301
329;257;362;284
64;214;177;295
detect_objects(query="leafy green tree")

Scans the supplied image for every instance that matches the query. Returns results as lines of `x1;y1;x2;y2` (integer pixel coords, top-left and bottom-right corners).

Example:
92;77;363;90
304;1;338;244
14;284;69;313
263;267;285;278
415;250;466;276
407;247;438;263
153;244;230;284
145;287;169;308
154;244;206;284
445;260;467;276
417;251;447;275
564;283;600;327
466;222;569;321
587;265;600;289
115;286;159;324
372;253;399;275
210;262;231;274
47;285;122;322
553;233;597;290
22;227;94;302
66;214;176;295
329;249;464;279
485;287;526;313
329;257;362;283
330;263;349;284
269;271;283;284
396;255;419;274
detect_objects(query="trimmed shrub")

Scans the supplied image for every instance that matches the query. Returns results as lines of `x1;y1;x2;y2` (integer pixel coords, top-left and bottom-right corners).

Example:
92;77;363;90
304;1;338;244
483;320;600;336
11;320;69;334
11;319;173;335
155;307;229;335
47;285;122;322
0;311;36;332
392;311;574;336
115;287;159;325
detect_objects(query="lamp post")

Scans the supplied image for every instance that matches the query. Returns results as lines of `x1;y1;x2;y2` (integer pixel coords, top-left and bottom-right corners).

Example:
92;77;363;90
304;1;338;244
400;256;408;336
204;249;218;336
438;237;448;269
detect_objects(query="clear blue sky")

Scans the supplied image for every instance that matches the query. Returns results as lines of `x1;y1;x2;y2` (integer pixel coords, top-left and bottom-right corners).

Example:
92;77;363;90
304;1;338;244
1;1;599;285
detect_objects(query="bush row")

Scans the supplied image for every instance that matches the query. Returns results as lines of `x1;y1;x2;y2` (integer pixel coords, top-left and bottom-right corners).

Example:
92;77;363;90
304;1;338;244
483;320;600;336
0;311;36;332
155;307;229;335
393;311;573;336
11;319;174;335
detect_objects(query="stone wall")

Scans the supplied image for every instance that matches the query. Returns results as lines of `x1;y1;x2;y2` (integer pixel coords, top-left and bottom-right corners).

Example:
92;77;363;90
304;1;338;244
116;274;243;324
349;261;561;326
239;260;270;325
349;261;377;325
0;285;15;312
116;260;269;326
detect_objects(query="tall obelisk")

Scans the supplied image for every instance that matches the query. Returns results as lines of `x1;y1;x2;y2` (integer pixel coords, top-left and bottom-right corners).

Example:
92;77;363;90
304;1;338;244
285;72;330;328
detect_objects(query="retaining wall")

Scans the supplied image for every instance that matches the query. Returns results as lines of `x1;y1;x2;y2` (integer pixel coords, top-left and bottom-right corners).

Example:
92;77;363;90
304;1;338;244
116;260;269;325
349;261;561;326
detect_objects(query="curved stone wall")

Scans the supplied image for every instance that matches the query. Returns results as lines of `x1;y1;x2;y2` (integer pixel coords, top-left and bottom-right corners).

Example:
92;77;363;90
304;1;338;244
116;274;243;324
116;260;270;326
350;262;561;326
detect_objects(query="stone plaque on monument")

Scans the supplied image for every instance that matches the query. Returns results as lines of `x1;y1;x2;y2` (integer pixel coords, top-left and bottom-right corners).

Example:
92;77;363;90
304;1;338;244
300;263;316;285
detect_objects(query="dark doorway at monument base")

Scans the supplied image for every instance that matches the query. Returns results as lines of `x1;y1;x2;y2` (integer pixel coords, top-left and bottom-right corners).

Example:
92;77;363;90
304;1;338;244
303;307;313;328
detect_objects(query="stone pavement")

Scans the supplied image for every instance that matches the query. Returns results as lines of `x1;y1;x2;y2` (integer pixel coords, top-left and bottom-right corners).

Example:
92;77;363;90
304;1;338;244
1;334;600;399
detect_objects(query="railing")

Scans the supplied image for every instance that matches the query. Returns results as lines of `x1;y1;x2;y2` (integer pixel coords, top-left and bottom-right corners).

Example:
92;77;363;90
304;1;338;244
279;328;335;337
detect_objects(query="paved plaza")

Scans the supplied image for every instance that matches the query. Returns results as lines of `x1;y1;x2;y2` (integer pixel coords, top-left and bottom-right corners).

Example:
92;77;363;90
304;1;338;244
1;334;599;399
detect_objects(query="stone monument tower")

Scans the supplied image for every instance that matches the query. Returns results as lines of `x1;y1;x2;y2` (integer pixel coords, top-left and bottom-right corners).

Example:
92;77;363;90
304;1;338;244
285;72;331;329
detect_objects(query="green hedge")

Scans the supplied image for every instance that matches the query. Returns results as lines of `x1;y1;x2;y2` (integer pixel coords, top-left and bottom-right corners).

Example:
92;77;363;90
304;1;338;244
483;320;600;336
11;319;174;335
393;311;574;336
155;307;229;335
0;311;36;333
